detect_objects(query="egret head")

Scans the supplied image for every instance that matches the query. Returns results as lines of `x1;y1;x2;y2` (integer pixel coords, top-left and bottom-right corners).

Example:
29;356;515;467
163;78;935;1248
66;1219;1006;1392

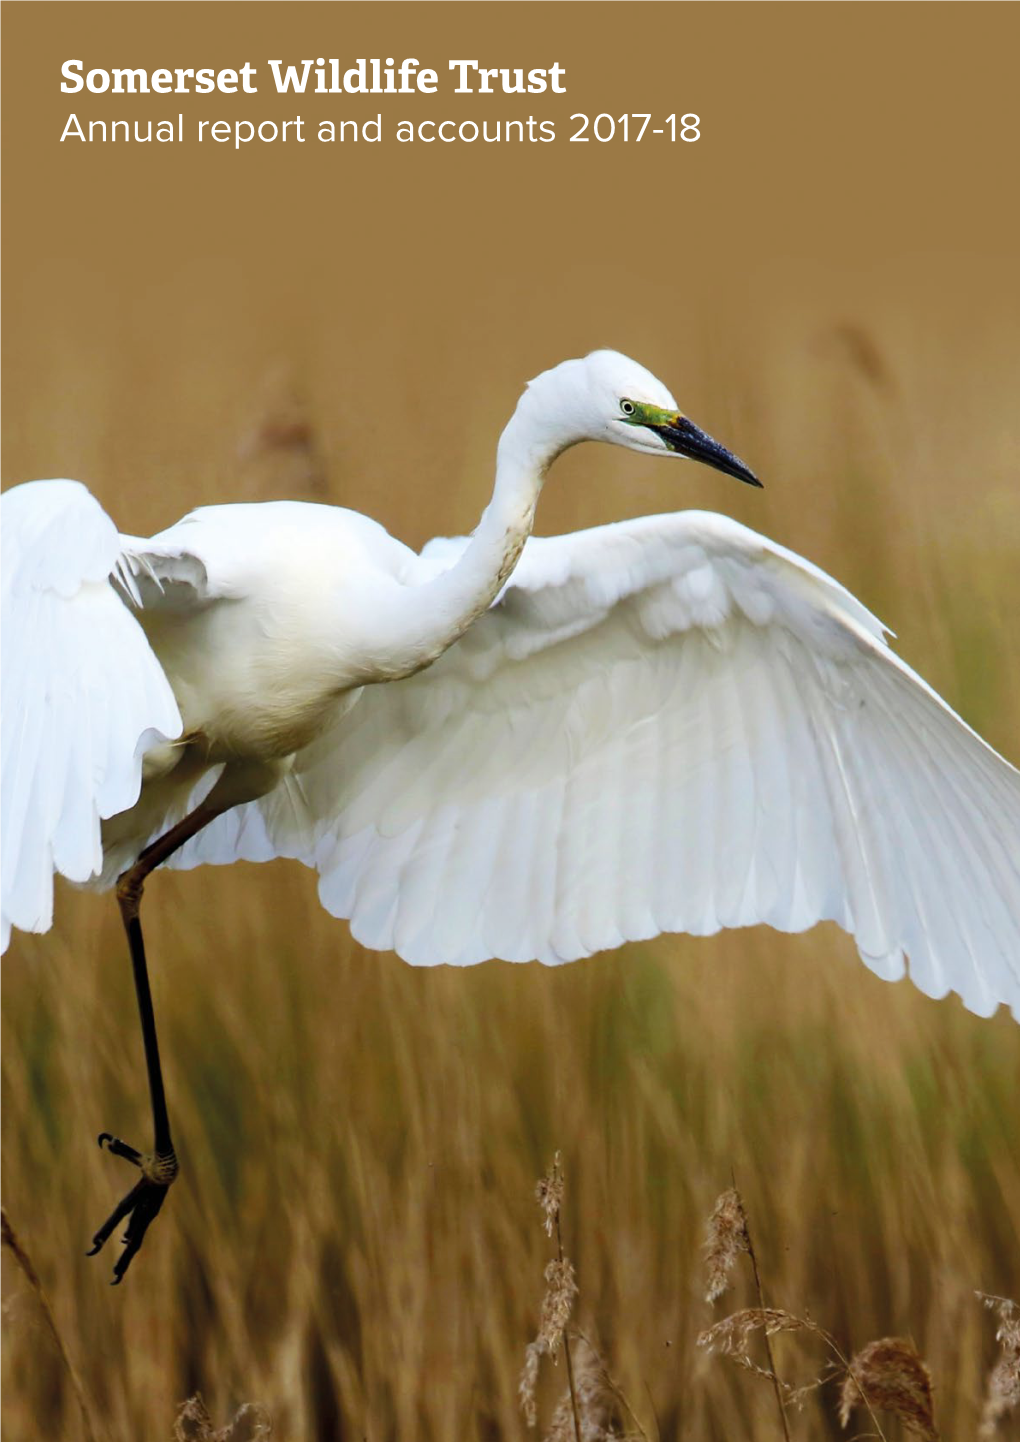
517;349;761;487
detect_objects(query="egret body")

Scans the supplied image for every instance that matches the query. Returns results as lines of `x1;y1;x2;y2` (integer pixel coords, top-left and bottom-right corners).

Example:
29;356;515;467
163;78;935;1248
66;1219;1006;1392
3;350;1019;1280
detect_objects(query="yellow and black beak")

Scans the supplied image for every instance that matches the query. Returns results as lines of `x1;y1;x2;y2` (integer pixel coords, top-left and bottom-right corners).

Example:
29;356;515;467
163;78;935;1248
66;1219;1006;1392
652;412;762;487
624;402;762;487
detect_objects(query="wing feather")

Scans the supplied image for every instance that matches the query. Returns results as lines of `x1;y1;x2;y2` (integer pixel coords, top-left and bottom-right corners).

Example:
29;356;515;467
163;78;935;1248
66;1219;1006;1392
168;510;1019;1018
1;481;182;947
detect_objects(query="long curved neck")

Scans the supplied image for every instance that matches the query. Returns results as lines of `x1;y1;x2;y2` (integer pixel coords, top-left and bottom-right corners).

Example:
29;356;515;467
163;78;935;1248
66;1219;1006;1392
431;422;551;620
390;402;567;674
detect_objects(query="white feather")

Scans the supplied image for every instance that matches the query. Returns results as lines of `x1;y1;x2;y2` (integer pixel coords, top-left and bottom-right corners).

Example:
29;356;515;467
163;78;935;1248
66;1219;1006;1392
172;508;1020;1019
1;481;182;942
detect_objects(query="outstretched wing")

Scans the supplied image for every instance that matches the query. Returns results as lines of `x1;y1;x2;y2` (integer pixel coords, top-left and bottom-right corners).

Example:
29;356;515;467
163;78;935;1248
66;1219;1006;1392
1;480;183;947
176;510;1020;1018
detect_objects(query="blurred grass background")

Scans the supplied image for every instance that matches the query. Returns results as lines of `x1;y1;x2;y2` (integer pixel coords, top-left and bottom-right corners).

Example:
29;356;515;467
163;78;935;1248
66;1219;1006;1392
3;3;1020;1438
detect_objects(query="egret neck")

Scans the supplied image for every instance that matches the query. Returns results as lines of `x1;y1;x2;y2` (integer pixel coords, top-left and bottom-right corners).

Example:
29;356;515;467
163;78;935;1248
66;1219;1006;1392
392;385;572;672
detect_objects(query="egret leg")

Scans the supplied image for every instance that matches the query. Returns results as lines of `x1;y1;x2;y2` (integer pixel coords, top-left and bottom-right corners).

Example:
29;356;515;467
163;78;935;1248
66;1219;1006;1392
88;803;220;1284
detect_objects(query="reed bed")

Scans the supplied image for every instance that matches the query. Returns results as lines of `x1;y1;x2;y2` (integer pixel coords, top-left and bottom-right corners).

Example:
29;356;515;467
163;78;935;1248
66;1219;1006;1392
3;880;1018;1438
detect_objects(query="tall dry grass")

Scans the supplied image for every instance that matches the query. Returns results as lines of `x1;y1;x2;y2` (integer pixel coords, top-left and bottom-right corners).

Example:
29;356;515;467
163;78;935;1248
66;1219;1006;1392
2;304;1019;1440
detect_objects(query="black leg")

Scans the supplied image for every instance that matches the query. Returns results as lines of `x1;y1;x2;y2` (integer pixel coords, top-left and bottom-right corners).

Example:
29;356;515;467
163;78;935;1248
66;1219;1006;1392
89;804;219;1284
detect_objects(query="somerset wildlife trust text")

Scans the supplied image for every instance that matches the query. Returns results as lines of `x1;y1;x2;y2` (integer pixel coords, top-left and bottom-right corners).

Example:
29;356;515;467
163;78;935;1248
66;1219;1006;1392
59;58;568;96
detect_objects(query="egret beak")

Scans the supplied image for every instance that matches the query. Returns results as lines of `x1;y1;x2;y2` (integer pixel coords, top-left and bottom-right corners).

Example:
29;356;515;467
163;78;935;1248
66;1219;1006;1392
652;413;762;487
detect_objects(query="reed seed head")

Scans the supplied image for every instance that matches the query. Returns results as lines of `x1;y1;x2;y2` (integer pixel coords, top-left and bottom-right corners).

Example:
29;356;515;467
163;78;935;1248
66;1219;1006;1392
521;1152;582;1429
174;1393;273;1441
519;1341;543;1429
977;1294;1020;1438
537;1151;566;1238
174;1394;215;1441
539;1258;579;1358
544;1337;622;1441
838;1337;938;1440
698;1306;809;1357
697;1305;836;1412
704;1187;750;1303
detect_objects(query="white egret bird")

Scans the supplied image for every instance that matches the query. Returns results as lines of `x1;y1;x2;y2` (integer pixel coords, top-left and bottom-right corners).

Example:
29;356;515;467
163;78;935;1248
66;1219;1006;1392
3;349;1019;1281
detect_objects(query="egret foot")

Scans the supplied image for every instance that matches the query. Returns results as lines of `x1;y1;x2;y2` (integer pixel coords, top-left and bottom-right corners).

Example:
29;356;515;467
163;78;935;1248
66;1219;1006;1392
87;1132;178;1284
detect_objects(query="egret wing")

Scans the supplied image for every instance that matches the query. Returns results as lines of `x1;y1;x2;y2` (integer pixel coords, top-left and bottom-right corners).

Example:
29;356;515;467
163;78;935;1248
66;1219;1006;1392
1;480;182;947
177;511;1020;1018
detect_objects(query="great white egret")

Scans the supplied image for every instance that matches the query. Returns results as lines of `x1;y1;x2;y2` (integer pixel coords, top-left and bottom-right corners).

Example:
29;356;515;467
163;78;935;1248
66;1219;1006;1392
3;349;1019;1281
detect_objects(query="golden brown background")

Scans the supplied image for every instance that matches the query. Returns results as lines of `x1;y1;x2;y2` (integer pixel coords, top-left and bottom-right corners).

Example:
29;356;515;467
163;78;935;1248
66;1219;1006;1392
3;4;1019;1439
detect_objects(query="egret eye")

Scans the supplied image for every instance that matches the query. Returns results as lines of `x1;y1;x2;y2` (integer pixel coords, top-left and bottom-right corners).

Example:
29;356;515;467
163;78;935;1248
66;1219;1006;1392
620;399;636;417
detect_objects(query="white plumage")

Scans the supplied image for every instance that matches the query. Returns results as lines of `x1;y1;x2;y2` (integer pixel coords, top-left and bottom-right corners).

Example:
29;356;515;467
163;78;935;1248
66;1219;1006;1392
1;480;181;942
4;350;1019;1019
